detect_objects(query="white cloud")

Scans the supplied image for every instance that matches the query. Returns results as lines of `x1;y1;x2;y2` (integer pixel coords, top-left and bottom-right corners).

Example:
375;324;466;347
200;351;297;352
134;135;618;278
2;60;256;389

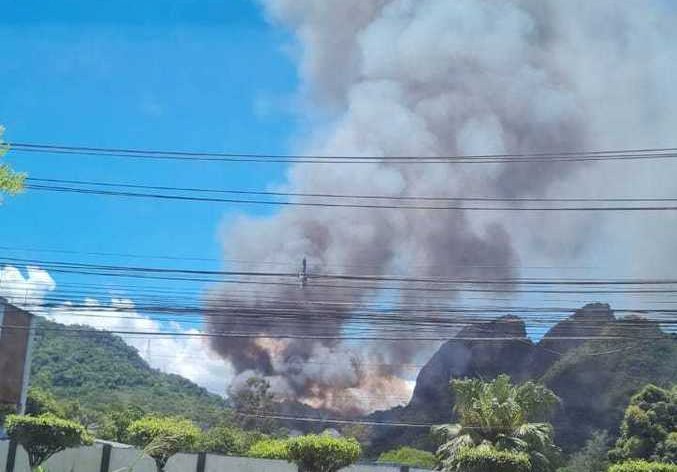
0;265;233;396
0;265;56;310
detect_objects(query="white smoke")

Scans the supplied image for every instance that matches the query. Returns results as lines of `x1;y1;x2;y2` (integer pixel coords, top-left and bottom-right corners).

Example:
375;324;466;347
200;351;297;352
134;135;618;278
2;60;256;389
207;0;677;412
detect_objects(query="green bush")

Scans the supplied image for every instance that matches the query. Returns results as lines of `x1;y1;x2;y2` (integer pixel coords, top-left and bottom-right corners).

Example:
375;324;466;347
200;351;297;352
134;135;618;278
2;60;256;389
5;413;92;471
378;446;437;468
286;434;361;472
25;388;66;418
198;426;264;456
247;438;290;460
608;384;676;464
608;460;677;472
654;432;677;464
560;430;612;472
0;403;16;425
96;404;145;443
126;416;200;472
443;445;531;472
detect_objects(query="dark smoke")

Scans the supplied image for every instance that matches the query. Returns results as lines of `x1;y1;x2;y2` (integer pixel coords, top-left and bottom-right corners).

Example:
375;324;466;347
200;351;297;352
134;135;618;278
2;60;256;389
205;0;677;413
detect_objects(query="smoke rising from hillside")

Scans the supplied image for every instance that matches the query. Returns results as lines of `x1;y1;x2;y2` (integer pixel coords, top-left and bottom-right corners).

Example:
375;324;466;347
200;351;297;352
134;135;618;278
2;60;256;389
206;0;677;412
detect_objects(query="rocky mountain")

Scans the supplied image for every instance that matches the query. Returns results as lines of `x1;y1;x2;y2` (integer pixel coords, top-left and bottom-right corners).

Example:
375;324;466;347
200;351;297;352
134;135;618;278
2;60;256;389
366;303;676;455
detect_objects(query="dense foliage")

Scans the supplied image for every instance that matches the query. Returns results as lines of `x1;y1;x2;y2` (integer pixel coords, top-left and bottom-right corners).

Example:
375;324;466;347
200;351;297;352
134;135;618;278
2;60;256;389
126;416;200;471
286;434;361;472
543;324;677;450
4;413;92;470
0;403;16;425
97;404;145;443
608;385;676;464
445;444;531;472
230;376;280;434
559;431;612;472
30;319;229;426
247;438;290;460
435;375;561;472
0;126;25;196
197;425;265;456
608;460;677;472
378;446;437;468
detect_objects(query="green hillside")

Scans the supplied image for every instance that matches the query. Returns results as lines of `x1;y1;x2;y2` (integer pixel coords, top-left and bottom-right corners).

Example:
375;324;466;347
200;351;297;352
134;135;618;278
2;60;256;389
366;309;677;455
30;318;229;426
542;320;677;449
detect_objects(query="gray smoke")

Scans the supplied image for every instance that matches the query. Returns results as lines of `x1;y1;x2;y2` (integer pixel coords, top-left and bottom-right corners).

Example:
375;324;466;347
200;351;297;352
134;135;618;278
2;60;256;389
206;0;677;413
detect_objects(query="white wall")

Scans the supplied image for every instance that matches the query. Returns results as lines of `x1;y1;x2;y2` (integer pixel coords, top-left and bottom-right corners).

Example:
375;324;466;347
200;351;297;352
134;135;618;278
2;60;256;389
205;455;297;472
0;441;431;471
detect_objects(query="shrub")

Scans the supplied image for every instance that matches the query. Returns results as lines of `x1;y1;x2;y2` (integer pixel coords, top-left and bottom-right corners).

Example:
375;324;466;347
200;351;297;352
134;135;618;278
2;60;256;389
378;446;437;468
5;413;92;471
247;438;290;460
286;434;361;472
609;384;676;463
608;460;677;472
97;404;145;443
0;403;16;425
560;430;612;472
654;432;677;464
126;416;200;472
198;426;264;456
442;444;531;472
25;388;65;417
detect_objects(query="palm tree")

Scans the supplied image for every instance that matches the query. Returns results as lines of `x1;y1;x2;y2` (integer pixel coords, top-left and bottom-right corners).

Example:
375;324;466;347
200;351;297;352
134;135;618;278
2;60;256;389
433;375;561;472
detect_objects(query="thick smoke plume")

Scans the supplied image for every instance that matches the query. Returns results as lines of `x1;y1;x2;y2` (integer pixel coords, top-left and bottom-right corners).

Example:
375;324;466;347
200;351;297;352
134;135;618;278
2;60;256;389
206;0;677;413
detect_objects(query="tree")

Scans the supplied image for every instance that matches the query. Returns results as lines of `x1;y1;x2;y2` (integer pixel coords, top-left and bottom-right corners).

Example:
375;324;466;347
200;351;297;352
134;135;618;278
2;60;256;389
560;431;612;472
286;434;361;472
378;446;437;469
126;416;200;472
230;376;278;433
0;126;25;196
608;460;677;472
0;403;17;426
445;444;531;472
25;387;66;417
97;404;145;442
609;384;676;464
434;375;561;472
197;425;264;456
247;438;290;460
4;413;92;471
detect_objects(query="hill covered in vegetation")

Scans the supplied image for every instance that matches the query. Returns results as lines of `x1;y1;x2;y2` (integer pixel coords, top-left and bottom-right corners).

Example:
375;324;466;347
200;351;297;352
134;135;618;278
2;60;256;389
27;305;676;459
30;319;228;426
367;304;677;455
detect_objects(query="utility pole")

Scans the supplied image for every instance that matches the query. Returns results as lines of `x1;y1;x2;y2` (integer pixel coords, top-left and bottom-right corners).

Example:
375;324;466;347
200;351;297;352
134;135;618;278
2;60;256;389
299;257;308;287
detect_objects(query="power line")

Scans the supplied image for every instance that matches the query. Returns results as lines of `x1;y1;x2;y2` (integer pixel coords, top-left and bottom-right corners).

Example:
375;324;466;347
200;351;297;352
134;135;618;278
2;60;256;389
6;264;677;295
26;177;677;204
24;183;677;211
0;244;604;272
10;142;677;164
6;255;677;284
1;323;670;341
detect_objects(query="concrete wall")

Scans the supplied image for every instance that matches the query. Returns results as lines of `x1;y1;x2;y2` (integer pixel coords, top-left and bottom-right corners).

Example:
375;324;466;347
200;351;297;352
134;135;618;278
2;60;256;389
0;440;431;471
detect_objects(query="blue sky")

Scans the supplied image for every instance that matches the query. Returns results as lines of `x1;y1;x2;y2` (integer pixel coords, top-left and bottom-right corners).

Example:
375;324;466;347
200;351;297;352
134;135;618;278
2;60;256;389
0;0;297;300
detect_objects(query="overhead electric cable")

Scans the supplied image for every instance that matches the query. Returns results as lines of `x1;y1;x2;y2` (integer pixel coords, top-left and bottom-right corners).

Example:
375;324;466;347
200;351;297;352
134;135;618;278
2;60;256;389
24;183;677;211
26;177;677;204
10;141;677;164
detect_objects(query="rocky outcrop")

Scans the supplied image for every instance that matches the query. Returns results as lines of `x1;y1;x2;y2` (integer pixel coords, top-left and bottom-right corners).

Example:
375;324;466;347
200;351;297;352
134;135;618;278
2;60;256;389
365;303;676;455
408;315;535;417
